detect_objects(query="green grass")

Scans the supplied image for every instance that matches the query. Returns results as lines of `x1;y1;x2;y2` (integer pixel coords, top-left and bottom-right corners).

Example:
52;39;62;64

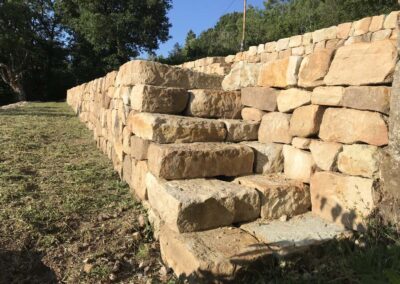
0;102;170;283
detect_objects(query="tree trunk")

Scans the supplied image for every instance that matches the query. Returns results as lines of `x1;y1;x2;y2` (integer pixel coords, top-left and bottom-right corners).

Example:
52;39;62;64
13;81;27;101
0;63;26;101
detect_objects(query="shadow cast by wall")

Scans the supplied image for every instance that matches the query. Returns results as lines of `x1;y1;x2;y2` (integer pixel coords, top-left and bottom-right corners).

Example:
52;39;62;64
0;250;57;284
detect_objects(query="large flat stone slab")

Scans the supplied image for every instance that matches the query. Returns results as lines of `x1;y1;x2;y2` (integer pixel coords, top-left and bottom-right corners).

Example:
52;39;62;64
186;89;241;119
258;56;302;88
234;175;310;220
241;213;348;248
342;86;391;114
130;85;188;114
116;60;223;89
241;87;279;111
221;119;259;142
148;143;254;180
310;171;375;231
128;113;226;143
147;174;260;233
160;226;272;280
324;40;397;86
319;108;388;146
277;88;311;113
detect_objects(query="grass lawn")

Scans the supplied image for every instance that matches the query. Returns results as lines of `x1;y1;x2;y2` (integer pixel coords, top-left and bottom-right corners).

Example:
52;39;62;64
0;102;399;284
0;102;173;283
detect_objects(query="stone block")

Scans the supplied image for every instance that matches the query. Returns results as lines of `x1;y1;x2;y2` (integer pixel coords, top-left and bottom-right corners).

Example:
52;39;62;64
289;35;303;47
309;140;342;171
221;119;259;142
257;44;265;54
290;105;325;138
298;48;335;88
222;62;261;91
147;143;254;180
371;29;392;41
292;137;311;150
147;174;260;233
258;56;302;88
241;141;283;174
130;85;188;114
342;86;391;114
241;87;279;111
259;112;292;144
235;174;310;220
324;40;397;86
132;160;148;200
319;108;388;146
337;144;381;178
283;145;316;183
128;113;226;144
276;38;290;51
159;226;271;279
130;136;150;160
292;46;305;56
337;22;352;39
186;89;241;119
310;171;375;231
311;86;344;106
353;17;372;36
277;88;311;113
122;155;132;186
241;107;266;122
312;26;338;43
383;11;399;29
369;15;385;32
265;41;277;52
261;52;279;63
278;49;292;59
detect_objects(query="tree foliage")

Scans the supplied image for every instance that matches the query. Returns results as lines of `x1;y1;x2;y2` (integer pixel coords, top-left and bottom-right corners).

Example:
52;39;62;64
161;0;399;64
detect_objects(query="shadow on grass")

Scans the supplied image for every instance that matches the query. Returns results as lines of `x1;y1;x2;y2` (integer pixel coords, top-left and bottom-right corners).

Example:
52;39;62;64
0;250;57;284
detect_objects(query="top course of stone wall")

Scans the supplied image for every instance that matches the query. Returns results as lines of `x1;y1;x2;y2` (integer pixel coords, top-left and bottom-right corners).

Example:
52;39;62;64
178;11;399;76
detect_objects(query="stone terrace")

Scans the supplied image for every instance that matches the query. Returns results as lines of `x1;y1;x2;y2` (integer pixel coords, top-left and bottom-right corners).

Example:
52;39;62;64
67;11;399;282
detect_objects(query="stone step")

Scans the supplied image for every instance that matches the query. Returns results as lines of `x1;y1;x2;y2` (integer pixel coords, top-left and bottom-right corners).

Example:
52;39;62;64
234;174;310;220
148;142;254;180
241;212;350;252
128;113;227;144
160;213;349;281
146;173;260;233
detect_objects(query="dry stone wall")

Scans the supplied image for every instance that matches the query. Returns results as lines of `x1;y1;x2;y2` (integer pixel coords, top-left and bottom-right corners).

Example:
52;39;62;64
67;11;400;280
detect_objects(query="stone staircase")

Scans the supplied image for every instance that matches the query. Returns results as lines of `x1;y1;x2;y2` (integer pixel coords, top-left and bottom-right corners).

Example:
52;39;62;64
66;21;397;280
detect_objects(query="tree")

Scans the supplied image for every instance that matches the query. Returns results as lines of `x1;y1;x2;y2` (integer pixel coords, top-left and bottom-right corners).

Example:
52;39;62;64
57;0;172;81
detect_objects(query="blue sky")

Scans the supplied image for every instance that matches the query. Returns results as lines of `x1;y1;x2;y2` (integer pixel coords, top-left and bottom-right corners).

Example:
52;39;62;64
155;0;266;57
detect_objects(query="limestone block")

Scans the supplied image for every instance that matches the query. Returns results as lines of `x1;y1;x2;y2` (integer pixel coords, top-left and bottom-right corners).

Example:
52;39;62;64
186;89;241;119
369;15;385;32
290;105;325;138
383;11;399;29
344;33;372;45
303;33;312;45
259;112;292;144
342;86;391;114
353;17;372;36
292;137;311;150
147;143;254;180
257;44;265;54
311;86;344;106
337;145;381;178
337;22;352;39
147;174;260;233
122;155;132;186
326;38;344;49
309;140;342;171
130;136;150;160
277;88;311;113
225;55;235;63
128;113;226;144
278;49;292;59
241;87;279;111
298;48;335;88
310;171;374;231
312;26;338;43
159;226;271;279
248;46;258;56
305;44;314;55
241;213;347;248
314;40;326;51
289;35;303;48
241;141;284;174
235;174;310;219
222;62;261;91
292;46;305;56
258;56;302;88
221;119;259;142
371;29;392;41
130;85;188;114
283;145;316;183
319;108;388;146
122;126;132;155
324;40;397;86
116;60;223;89
241;107;266;122
265;41;277;52
132;160;149;200
276;38;290;51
